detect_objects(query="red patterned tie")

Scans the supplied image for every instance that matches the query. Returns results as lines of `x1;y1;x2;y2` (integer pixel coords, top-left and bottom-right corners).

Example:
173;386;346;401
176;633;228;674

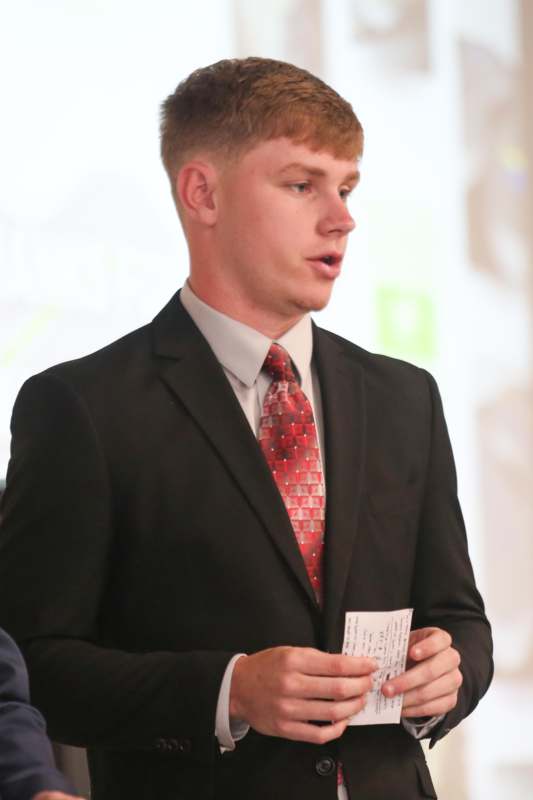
259;345;346;792
258;343;325;604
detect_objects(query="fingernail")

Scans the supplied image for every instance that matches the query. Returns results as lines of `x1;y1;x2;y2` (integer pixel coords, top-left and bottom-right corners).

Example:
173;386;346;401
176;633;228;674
383;684;395;697
413;647;422;659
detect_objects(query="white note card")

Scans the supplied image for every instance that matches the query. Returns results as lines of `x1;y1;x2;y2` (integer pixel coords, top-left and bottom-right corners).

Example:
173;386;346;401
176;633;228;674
342;608;413;725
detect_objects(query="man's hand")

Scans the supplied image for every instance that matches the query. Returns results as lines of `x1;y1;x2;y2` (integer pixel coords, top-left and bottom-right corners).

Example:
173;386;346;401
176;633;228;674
33;794;84;800
381;627;462;718
229;646;377;745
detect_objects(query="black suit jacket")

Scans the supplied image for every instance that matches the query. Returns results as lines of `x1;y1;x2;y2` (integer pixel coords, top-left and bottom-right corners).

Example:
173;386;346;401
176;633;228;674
0;292;492;800
0;626;71;800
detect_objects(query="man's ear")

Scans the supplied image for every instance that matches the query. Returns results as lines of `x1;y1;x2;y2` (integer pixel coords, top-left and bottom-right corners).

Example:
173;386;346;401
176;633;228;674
176;161;218;225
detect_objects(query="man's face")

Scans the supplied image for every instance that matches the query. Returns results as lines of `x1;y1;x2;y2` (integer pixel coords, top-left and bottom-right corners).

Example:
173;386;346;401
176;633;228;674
214;137;360;328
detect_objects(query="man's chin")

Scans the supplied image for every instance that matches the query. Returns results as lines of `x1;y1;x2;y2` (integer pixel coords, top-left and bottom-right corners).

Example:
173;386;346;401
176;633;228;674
293;287;335;314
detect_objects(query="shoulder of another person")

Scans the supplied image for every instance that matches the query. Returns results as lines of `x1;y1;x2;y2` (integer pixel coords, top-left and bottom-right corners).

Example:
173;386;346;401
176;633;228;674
0;626;30;701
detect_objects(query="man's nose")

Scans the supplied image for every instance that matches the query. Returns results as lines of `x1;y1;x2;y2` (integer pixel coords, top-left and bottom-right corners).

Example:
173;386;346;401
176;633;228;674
317;197;356;236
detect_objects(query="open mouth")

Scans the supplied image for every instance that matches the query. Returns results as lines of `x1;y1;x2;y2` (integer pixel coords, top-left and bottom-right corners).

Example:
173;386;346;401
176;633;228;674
315;253;342;267
307;253;343;279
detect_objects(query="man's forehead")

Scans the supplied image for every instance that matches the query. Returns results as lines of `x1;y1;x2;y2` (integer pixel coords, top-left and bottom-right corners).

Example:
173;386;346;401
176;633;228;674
277;160;360;183
246;137;361;177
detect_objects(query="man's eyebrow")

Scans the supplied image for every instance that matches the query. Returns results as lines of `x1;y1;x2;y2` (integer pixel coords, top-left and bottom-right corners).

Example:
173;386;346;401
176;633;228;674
277;162;360;183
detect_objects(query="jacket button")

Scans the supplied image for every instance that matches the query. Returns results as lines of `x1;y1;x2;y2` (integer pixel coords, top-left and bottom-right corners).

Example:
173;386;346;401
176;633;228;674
315;756;336;776
170;738;192;754
154;738;169;751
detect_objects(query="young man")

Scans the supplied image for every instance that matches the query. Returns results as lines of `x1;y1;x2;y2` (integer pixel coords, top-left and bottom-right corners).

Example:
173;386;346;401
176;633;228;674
0;626;82;800
0;58;492;799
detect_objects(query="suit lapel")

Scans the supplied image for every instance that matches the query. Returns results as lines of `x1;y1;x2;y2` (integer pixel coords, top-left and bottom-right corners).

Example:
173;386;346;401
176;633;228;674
313;326;367;650
151;293;318;610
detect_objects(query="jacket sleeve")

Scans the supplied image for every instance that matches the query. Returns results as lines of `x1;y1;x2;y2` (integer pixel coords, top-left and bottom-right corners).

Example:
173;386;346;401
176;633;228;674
0;626;72;800
411;369;493;747
0;373;234;760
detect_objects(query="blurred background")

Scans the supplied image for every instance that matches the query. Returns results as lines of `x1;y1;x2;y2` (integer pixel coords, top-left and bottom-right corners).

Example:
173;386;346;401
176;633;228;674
0;0;531;797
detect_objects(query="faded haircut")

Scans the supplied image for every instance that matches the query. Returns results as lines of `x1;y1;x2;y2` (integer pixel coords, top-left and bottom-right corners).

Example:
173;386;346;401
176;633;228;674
160;57;363;191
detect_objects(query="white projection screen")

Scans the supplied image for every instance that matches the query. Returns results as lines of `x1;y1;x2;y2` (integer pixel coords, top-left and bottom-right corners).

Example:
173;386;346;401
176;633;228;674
1;1;532;797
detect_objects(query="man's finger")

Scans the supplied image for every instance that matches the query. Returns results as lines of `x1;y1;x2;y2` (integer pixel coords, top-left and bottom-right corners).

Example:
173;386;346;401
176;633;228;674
280;695;366;722
32;794;84;800
408;628;452;662
401;691;459;718
293;673;374;700
382;649;460;696
293;648;378;677
277;718;350;745
401;670;463;710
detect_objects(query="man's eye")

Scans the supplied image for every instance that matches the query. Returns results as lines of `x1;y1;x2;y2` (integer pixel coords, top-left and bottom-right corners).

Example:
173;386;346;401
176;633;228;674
290;182;310;193
339;188;353;201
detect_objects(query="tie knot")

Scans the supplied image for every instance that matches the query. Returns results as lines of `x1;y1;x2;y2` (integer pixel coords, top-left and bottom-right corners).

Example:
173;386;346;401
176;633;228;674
263;343;297;383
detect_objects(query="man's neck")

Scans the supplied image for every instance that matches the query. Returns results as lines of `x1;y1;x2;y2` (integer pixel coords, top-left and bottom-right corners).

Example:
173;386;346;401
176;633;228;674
186;277;305;340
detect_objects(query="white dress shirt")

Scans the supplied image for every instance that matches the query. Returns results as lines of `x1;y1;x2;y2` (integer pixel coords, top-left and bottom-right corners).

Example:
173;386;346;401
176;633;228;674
179;281;440;799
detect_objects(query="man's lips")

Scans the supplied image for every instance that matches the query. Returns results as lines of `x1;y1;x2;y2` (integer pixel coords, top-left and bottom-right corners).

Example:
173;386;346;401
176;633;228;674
307;253;343;277
308;253;343;266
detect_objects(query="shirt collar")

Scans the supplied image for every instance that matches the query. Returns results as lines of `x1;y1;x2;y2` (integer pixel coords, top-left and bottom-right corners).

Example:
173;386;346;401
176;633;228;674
180;281;313;387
